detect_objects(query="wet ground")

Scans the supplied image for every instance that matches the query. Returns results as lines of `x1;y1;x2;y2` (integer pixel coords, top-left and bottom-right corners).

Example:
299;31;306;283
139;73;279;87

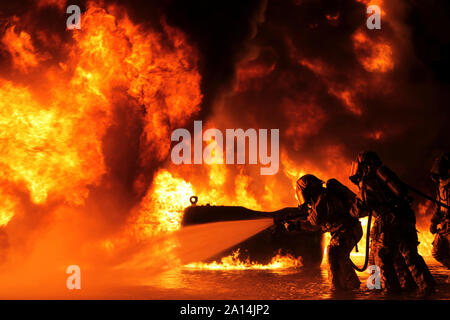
101;257;449;300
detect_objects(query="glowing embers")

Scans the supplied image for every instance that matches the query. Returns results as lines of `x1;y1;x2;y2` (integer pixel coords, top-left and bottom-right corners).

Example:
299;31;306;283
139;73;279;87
353;30;394;73
0;3;202;227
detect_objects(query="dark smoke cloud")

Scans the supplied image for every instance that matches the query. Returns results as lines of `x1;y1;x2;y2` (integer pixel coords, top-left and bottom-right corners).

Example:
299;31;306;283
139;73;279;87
162;0;268;119
2;0;448;184
146;0;450;199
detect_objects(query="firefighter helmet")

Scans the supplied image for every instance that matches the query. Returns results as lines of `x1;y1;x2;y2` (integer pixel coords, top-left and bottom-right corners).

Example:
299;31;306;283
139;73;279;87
296;174;324;205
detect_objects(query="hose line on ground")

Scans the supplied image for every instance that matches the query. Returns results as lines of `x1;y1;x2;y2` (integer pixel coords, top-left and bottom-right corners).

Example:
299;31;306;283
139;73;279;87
350;180;372;272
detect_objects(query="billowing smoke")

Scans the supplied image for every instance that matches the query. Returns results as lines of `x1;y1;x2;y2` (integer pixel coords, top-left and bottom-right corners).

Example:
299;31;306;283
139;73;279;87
162;0;450;213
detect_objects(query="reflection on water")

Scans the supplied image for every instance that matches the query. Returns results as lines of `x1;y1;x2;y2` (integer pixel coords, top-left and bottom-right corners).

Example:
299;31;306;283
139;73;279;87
120;256;449;300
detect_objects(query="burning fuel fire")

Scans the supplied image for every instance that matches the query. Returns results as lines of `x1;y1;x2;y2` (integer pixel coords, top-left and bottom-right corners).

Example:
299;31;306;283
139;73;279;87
0;0;443;291
184;249;302;270
0;2;202;227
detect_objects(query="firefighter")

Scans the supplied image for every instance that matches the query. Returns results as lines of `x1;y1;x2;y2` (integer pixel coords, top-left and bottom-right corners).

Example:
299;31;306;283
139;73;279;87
289;174;362;291
430;152;450;269
349;151;435;296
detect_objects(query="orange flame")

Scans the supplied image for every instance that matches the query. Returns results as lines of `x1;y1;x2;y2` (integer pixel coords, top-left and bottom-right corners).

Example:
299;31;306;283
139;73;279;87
353;31;394;73
2;26;46;72
0;3;202;230
184;249;302;270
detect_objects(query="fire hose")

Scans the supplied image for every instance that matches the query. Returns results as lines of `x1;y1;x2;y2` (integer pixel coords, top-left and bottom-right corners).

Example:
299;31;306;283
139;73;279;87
349;210;372;272
406;184;450;210
350;182;372;272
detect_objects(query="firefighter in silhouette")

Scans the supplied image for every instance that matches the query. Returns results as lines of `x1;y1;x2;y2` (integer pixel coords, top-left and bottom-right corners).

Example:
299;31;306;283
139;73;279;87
430;152;450;268
349;151;435;296
287;174;362;291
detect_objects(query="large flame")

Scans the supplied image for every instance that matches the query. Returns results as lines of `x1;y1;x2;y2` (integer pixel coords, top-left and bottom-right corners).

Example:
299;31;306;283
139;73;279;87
185;249;302;270
0;2;202;229
133;170;194;239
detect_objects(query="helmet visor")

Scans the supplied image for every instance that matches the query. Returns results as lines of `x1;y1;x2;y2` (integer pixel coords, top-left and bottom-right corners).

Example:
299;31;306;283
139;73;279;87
349;161;361;185
296;184;306;205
